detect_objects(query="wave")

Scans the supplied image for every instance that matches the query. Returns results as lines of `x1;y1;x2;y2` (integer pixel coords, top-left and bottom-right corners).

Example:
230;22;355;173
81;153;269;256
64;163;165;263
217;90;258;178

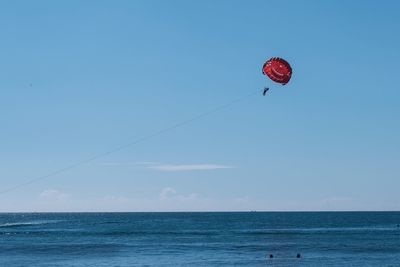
98;229;221;236
238;226;398;235
0;220;62;228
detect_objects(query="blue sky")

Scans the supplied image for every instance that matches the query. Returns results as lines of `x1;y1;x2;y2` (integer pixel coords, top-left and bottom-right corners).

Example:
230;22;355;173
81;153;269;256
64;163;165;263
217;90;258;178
1;0;399;211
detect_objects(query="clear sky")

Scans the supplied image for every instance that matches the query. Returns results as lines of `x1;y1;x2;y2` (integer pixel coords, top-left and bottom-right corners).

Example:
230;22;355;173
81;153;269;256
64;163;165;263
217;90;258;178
1;0;399;211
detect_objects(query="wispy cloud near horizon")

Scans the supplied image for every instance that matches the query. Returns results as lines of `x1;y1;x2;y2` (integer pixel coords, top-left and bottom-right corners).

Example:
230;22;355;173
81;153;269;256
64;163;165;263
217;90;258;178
95;161;157;166
96;161;235;172
39;189;69;201
149;164;235;172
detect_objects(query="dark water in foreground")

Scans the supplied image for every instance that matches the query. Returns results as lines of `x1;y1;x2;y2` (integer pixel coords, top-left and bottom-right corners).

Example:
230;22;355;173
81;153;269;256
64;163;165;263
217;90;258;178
1;212;400;266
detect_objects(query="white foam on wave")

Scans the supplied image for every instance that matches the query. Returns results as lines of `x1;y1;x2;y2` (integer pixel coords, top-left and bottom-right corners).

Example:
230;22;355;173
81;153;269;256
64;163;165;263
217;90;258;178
0;220;62;228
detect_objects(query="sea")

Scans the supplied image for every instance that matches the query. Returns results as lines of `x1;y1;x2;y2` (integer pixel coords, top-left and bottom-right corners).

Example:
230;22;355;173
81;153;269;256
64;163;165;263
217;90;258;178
1;212;400;266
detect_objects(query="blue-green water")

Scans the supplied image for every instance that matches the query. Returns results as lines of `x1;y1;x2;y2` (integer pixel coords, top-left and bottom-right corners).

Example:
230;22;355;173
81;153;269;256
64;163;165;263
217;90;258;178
1;212;400;266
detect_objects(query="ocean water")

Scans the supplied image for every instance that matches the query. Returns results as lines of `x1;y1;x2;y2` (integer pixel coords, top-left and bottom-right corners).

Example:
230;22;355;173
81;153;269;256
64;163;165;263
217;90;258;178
1;212;400;266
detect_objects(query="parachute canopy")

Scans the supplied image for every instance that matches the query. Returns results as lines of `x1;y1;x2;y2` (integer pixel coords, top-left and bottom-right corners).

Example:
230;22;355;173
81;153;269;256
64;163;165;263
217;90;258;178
262;57;292;85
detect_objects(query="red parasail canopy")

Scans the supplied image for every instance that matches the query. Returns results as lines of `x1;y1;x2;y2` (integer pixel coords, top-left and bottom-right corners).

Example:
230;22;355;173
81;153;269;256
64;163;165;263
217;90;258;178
262;57;292;85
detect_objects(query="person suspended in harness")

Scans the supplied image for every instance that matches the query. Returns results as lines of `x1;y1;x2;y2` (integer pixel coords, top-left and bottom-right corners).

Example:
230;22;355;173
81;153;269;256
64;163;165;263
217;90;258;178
263;87;269;96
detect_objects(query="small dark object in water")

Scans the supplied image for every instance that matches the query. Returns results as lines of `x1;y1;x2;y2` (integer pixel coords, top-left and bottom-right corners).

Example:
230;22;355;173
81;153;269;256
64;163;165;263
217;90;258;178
296;253;301;258
269;254;273;258
397;224;399;227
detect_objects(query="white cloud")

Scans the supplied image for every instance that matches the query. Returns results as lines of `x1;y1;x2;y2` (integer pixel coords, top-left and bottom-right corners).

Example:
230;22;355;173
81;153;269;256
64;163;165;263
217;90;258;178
39;189;69;201
149;164;234;172
159;187;177;200
94;161;235;172
96;161;157;166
